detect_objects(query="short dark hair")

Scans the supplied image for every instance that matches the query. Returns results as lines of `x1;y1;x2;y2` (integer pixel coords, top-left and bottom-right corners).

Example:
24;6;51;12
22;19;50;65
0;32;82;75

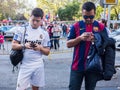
82;2;96;12
31;8;44;18
101;19;107;27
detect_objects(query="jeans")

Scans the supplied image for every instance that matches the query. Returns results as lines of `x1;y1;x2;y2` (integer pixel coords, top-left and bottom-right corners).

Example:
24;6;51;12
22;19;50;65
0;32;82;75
50;36;53;49
53;36;60;50
69;70;101;90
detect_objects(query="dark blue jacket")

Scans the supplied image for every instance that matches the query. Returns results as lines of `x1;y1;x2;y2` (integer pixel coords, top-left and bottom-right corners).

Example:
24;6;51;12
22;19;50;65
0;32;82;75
100;30;116;81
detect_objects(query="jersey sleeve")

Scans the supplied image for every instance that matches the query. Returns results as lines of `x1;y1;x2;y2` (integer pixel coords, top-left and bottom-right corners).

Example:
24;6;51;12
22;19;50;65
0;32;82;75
13;27;24;43
42;31;51;47
67;25;76;40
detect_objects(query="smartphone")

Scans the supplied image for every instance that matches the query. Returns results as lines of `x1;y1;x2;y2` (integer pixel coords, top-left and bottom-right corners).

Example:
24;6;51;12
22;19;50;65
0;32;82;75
87;32;91;35
30;42;37;47
85;32;91;37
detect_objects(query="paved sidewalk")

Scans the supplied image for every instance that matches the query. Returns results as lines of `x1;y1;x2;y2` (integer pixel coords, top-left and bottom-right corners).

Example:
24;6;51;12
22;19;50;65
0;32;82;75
0;54;120;90
0;39;120;90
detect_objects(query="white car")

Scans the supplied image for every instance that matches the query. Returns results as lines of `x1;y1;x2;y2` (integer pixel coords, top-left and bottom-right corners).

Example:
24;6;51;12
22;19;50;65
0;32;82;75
109;28;120;50
113;35;120;50
4;26;19;40
109;28;120;37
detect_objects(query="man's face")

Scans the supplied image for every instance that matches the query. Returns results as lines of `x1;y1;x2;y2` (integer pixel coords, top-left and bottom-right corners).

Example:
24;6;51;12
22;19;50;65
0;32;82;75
82;9;95;24
30;15;42;29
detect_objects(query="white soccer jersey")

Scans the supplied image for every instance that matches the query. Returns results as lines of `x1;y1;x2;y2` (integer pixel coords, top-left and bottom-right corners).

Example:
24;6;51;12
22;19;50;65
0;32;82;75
13;25;50;69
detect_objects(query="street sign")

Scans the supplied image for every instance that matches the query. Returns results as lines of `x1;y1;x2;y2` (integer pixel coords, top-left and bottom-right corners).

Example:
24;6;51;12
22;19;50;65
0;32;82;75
104;0;118;5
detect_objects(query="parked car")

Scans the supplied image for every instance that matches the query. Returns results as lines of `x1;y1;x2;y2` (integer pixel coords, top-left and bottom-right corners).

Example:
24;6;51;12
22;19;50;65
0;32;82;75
112;35;120;50
4;26;18;40
109;28;120;37
0;25;13;32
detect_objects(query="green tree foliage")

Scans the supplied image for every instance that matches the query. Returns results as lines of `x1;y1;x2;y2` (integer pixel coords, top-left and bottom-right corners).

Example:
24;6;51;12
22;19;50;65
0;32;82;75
111;0;120;20
36;0;68;20
36;0;104;21
0;0;17;20
0;0;27;20
96;5;104;19
58;0;80;20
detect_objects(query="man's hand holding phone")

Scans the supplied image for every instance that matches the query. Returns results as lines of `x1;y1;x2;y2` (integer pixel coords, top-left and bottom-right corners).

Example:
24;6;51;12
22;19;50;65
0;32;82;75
80;32;94;41
30;42;43;51
30;42;37;48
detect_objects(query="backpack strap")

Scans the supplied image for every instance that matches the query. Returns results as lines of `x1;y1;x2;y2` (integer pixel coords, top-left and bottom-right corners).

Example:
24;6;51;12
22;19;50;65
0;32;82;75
22;26;27;51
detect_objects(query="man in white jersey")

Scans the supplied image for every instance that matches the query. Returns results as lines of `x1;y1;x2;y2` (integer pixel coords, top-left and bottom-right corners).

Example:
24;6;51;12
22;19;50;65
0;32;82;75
11;8;50;90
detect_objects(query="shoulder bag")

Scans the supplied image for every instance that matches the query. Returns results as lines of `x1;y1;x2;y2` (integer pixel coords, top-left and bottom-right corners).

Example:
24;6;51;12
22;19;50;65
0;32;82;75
10;26;27;67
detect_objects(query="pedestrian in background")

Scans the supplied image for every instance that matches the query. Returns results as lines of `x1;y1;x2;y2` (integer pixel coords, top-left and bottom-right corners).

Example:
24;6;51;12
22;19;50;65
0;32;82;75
62;23;67;37
52;23;62;50
0;32;5;50
47;22;54;49
66;2;109;90
11;8;50;90
100;19;111;35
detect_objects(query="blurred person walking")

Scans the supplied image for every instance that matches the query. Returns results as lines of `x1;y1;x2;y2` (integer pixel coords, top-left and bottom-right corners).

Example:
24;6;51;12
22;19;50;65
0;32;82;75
62;24;67;37
0;32;5;50
100;19;111;35
52;23;62;50
47;22;54;49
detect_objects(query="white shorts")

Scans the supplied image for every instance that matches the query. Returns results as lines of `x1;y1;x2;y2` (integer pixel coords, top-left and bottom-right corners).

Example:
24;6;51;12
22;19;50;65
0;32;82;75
16;66;45;90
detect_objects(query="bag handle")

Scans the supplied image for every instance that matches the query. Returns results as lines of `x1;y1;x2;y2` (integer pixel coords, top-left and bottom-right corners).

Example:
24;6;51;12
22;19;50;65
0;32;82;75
22;25;27;51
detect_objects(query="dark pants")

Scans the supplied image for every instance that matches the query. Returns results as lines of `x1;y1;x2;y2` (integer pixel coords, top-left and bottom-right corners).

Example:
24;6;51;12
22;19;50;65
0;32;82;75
0;43;5;50
69;70;101;90
50;36;53;49
63;31;67;37
53;36;60;50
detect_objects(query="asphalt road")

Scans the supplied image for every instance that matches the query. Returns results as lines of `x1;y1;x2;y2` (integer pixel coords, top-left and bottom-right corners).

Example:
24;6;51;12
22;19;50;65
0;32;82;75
0;40;120;90
0;51;120;90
